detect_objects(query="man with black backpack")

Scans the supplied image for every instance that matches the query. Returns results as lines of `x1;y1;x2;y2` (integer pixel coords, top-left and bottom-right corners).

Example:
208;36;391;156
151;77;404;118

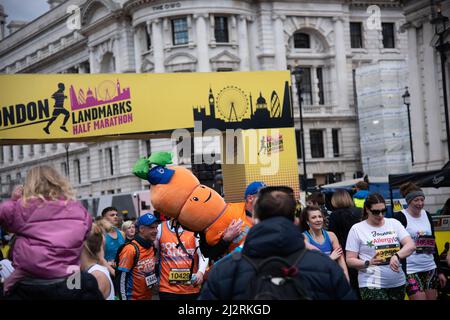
199;186;357;300
115;213;160;300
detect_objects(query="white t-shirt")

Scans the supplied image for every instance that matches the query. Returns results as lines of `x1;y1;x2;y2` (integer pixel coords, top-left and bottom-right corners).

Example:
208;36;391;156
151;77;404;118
346;218;410;289
401;209;436;274
88;264;115;300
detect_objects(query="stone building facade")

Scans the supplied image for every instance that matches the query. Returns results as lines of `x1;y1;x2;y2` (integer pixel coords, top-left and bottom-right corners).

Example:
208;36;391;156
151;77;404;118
0;0;408;200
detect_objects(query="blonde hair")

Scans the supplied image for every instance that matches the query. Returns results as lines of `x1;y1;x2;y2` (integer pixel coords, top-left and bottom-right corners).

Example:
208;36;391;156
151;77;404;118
331;189;355;209
96;218;113;234
22;165;75;204
122;220;135;233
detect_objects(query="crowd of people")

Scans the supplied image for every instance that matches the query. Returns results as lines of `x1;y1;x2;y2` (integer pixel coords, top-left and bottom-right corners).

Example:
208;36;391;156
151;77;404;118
0;164;449;300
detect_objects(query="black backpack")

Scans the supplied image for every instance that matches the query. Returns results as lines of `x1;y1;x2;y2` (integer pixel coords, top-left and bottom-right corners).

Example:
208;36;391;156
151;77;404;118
235;249;311;300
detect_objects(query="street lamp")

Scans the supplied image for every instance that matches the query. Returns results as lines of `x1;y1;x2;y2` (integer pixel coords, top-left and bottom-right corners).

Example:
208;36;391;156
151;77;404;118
402;87;414;164
291;66;308;191
431;6;450;161
64;143;70;177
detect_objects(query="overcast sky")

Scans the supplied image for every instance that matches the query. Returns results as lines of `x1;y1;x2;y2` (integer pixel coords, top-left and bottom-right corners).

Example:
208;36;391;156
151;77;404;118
1;0;49;25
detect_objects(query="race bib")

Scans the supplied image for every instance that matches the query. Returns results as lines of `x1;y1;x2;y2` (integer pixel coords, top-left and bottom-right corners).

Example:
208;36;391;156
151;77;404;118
375;245;400;265
145;273;157;288
168;268;191;285
415;235;435;254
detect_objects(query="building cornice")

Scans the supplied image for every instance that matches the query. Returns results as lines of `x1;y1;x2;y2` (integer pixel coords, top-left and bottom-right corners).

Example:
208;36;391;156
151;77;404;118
0;13;72;57
0;145;89;172
12;38;88;73
346;0;402;9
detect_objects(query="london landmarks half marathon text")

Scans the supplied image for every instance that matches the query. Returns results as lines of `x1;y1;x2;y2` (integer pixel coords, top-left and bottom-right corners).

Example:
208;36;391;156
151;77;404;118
72;101;133;135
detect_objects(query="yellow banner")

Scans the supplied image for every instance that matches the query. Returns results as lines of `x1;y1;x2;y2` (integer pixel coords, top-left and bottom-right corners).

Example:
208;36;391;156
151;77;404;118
0;71;293;141
222;127;300;202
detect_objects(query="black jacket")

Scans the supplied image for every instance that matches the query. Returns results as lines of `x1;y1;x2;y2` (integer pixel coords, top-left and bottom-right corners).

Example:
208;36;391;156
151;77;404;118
199;216;356;300
328;207;362;250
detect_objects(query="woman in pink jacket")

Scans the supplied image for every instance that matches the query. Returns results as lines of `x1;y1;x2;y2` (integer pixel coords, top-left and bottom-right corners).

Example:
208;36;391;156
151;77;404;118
0;165;101;299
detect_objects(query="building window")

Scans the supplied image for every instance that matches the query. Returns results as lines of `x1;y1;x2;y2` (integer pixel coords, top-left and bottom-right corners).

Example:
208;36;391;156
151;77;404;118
317;68;324;105
294;32;310;48
145;26;151;51
0;147;3;163
40;144;46;154
29;144;34;156
145;140;151;157
214;16;229;43
80;61;90;73
16;172;22;183
114;146;120;175
19;146;24;159
172;17;188;45
61;162;67;176
310;129;324;158
9;146;13;161
295;130;303;159
74;159;81;184
382;23;395;48
332;129;340;157
87;156;91;180
298;67;313;105
352;69;357;107
106;148;114;175
350;22;363;48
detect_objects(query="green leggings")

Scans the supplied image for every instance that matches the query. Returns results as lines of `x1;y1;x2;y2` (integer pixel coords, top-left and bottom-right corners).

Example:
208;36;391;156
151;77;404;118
360;285;405;300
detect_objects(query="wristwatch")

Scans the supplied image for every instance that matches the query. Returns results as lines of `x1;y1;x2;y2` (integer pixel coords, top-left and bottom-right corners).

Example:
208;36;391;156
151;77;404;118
364;260;370;268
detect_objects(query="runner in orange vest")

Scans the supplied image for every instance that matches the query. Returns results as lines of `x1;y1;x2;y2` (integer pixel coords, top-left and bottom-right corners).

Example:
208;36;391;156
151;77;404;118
155;219;209;300
116;213;159;300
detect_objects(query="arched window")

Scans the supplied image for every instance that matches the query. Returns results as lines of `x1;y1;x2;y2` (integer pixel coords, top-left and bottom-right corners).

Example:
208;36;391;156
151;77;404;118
100;52;115;73
294;32;310;48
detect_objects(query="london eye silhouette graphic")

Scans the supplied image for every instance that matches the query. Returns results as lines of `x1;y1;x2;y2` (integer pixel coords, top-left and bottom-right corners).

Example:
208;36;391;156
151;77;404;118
192;81;294;131
216;86;248;122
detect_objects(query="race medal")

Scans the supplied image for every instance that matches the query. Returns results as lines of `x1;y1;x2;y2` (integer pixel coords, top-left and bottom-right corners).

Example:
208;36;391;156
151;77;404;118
375;245;400;265
145;272;157;288
168;268;191;285
415;235;435;254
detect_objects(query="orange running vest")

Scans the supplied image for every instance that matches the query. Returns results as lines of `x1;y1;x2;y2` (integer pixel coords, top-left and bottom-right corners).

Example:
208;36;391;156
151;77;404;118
159;221;200;295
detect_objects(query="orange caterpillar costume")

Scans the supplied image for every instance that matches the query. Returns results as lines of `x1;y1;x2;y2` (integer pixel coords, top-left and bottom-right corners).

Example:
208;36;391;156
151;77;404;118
132;153;251;252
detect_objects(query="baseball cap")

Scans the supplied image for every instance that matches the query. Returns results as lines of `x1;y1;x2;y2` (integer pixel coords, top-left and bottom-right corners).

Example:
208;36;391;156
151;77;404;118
244;181;266;198
136;213;160;227
147;165;175;185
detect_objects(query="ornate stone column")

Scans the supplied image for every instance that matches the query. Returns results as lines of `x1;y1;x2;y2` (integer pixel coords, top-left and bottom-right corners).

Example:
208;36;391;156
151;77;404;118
333;17;349;109
152;18;165;73
194;13;210;72
238;15;250;71
133;24;144;73
272;14;287;70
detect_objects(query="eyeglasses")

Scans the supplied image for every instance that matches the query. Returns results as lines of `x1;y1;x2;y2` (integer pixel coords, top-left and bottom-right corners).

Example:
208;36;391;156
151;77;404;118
370;208;387;215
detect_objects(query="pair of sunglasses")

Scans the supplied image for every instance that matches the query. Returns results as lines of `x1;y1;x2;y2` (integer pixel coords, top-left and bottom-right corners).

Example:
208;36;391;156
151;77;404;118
370;208;387;215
